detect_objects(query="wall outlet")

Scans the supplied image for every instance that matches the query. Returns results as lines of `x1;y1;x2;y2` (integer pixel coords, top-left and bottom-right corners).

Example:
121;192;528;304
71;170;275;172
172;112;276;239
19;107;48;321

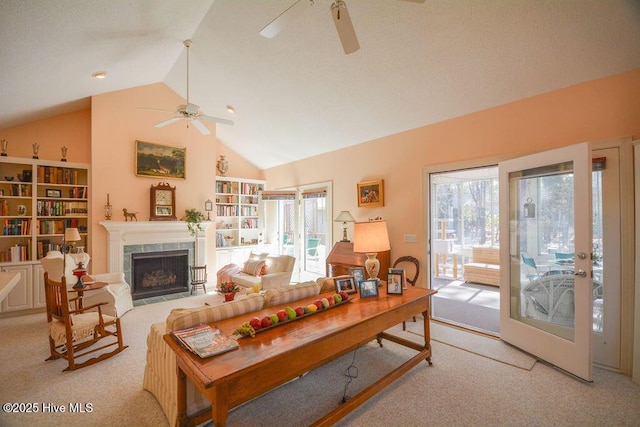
403;234;417;243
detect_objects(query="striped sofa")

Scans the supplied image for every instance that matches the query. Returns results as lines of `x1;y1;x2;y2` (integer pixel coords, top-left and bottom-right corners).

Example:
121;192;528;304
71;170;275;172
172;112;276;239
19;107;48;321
143;280;321;426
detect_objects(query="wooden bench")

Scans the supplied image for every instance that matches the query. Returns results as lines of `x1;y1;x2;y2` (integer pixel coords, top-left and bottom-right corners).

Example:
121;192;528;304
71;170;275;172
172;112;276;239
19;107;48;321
463;246;500;287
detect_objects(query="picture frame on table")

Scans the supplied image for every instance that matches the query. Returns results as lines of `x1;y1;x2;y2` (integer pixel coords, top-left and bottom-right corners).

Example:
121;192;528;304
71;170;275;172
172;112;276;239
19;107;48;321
349;267;365;288
357;179;384;207
388;267;406;289
335;276;357;294
359;279;380;298
387;273;404;295
46;189;61;198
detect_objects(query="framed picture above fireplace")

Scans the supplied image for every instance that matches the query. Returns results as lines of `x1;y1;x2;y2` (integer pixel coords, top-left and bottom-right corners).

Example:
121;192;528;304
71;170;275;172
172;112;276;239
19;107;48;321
135;140;186;179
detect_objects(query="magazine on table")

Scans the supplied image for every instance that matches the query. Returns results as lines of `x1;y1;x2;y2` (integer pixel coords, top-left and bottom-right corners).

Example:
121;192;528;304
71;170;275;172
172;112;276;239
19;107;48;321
171;324;239;358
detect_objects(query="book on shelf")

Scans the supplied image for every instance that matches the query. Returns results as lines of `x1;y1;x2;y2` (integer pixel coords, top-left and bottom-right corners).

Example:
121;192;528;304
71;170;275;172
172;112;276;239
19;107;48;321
170;324;239;358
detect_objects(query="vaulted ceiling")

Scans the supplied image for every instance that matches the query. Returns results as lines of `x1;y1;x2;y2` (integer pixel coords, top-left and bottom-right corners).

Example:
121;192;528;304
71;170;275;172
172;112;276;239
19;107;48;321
1;0;639;169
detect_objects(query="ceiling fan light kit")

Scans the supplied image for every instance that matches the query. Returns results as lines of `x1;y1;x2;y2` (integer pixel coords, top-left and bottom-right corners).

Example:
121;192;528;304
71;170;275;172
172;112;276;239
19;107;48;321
145;39;233;135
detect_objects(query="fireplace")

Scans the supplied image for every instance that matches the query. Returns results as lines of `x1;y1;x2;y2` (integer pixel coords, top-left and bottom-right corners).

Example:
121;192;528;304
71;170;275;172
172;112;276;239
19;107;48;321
131;250;189;299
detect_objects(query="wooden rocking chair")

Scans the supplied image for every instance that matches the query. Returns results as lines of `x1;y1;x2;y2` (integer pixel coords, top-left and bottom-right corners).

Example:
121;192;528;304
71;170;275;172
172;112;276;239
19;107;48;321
44;273;127;371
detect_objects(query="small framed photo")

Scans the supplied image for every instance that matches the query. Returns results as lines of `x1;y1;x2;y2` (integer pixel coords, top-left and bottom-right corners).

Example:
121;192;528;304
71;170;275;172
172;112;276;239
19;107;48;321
359;279;380;298
349;267;365;288
387;273;404;295
388;268;406;289
335;276;357;294
46;189;61;198
357;179;384;207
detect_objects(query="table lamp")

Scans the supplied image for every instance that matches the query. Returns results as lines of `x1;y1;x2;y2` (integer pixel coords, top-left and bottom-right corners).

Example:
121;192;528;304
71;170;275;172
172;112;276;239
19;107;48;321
334;210;355;242
353;220;390;279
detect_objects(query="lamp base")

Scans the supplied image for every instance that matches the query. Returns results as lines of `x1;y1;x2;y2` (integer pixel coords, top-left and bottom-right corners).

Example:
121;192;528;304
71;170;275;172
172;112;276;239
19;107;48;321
364;253;380;279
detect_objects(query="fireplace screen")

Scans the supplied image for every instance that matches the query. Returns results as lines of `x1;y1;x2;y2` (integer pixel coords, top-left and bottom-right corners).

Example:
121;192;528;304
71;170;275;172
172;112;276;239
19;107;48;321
131;250;189;299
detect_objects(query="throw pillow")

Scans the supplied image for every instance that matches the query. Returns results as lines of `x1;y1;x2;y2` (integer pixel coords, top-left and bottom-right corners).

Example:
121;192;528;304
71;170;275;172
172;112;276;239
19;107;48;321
243;259;266;277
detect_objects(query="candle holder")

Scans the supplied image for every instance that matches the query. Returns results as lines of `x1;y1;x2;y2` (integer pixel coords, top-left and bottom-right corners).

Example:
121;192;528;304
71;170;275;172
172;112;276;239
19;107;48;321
104;194;113;220
32;143;39;159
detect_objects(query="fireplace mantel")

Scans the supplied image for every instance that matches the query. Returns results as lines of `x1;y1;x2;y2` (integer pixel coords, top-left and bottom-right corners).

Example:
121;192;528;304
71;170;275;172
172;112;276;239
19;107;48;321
100;221;212;273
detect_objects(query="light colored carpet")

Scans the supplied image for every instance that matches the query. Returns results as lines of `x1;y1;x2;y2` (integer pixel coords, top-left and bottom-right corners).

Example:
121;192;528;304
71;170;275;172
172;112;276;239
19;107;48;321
401;318;537;370
1;294;639;427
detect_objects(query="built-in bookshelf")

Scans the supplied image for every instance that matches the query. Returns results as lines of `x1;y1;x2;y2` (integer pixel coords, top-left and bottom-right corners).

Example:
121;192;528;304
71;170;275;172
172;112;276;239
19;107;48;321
0;156;89;313
215;177;264;248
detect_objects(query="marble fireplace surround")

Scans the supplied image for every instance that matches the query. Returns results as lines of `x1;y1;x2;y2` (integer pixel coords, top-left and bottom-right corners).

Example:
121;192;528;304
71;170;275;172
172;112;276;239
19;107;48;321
100;221;211;285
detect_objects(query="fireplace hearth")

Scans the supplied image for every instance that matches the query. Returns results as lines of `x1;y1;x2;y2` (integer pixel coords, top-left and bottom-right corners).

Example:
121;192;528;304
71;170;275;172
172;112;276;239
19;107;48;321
131;250;189;299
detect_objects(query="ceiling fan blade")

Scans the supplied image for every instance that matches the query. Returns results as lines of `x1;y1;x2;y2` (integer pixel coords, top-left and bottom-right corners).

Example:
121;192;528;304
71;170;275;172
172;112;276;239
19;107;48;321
331;1;360;54
141;107;177;114
191;119;211;135
154;117;182;128
199;114;234;126
260;0;310;38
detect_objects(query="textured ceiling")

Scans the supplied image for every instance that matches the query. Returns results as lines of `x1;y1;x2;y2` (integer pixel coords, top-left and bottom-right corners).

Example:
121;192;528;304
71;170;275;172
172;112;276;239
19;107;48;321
1;0;639;169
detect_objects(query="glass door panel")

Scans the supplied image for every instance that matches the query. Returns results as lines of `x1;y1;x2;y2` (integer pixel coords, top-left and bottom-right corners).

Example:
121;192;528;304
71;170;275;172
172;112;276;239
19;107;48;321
500;142;593;381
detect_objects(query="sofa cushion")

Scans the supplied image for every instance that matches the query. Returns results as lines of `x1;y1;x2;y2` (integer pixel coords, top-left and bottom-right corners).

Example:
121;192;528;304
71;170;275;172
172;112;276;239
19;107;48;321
264;281;321;307
242;260;266;276
166;293;265;332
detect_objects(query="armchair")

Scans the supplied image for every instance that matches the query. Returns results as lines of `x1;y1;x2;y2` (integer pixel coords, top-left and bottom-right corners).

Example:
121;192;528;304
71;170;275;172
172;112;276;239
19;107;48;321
40;251;134;317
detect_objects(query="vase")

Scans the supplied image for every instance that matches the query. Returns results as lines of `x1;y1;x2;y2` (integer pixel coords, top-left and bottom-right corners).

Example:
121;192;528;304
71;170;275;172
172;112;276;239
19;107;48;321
223;292;236;302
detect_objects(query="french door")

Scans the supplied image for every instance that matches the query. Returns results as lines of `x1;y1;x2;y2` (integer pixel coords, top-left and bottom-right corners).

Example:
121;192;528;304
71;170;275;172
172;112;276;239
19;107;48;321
261;182;332;282
499;142;593;381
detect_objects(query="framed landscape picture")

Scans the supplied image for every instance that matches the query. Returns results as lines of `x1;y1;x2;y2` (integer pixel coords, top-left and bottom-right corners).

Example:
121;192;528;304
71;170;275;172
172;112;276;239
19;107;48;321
135;140;186;179
357;179;384;207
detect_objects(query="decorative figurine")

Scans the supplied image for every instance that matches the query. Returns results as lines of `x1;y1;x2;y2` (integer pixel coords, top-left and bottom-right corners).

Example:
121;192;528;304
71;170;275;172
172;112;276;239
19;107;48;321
216;155;229;177
32;143;39;159
123;208;138;221
61;146;67;162
1;139;7;156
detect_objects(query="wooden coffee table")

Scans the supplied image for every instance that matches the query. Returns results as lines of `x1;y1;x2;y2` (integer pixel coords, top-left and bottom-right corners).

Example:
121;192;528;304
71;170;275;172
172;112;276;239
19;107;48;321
164;286;436;427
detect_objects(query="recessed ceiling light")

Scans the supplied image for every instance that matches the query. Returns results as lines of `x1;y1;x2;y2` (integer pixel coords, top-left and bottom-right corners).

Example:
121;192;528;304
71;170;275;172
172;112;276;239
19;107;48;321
92;71;107;79
226;105;235;114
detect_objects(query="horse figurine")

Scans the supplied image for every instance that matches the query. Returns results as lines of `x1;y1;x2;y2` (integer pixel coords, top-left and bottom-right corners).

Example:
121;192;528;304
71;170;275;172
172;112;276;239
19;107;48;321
123;208;138;222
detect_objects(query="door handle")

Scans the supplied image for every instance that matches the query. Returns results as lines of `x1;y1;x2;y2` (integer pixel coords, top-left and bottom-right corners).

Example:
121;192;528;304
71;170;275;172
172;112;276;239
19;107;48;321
574;269;587;278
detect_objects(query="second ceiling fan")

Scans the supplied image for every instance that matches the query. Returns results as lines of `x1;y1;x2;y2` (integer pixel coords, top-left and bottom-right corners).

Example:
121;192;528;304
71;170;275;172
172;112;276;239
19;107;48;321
260;0;425;55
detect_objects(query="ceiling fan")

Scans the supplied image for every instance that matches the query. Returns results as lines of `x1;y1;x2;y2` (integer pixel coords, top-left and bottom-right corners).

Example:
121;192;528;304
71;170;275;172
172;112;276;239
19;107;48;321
260;0;425;55
144;39;233;135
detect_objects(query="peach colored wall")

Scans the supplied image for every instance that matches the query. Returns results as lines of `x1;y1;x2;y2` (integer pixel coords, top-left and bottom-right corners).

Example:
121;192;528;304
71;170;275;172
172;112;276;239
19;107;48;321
90;83;240;273
0;109;91;162
263;68;640;269
215;141;263;180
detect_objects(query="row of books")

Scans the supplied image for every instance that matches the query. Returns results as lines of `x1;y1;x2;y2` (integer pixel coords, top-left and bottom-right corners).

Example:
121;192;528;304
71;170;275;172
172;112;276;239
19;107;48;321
170;324;238;358
216;181;239;194
0;243;31;262
37;219;85;235
240;218;259;229
37;166;83;185
216;205;238;217
36;240;63;260
36;200;88;216
239;206;258;217
2;219;31;236
67;187;88;198
241;183;263;195
4;184;32;197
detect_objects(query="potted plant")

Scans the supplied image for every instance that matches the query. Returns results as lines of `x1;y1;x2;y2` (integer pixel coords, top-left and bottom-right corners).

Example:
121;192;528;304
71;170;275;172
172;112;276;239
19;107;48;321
183;208;205;237
219;281;240;301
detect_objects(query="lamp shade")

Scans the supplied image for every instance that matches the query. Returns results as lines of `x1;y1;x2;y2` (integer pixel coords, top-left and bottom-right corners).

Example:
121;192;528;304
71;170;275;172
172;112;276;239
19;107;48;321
64;227;81;242
334;210;355;223
353;220;390;253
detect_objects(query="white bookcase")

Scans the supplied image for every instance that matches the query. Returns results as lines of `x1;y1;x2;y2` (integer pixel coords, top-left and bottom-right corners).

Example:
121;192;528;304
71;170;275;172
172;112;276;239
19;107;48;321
214;176;264;249
0;156;89;314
